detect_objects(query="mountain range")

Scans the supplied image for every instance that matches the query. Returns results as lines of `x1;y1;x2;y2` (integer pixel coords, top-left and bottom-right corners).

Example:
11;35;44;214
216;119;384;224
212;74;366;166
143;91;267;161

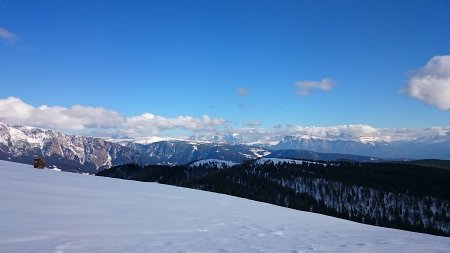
0;123;269;173
1;122;449;173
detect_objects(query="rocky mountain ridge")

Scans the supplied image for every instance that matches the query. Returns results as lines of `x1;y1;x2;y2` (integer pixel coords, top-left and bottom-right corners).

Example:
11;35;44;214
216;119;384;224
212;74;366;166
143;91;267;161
0;123;267;173
1;122;449;173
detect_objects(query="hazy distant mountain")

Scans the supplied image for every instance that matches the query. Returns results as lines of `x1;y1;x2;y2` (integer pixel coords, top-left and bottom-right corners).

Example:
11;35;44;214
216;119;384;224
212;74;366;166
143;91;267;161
186;132;450;160
269;135;450;160
266;149;383;162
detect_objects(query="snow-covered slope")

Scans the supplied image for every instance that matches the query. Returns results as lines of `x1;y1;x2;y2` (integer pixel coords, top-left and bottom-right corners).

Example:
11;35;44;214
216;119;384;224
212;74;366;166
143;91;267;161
1;160;448;253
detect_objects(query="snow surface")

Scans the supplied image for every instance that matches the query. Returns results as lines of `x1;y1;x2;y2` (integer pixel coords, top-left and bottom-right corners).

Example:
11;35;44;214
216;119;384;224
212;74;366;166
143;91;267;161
1;160;449;253
250;148;271;158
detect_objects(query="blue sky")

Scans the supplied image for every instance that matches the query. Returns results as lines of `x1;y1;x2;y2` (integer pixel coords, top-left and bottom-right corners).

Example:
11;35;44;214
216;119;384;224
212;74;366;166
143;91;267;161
0;0;449;138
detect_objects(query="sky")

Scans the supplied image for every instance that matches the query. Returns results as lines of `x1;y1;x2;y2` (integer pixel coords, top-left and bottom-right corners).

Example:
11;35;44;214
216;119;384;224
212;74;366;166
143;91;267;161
0;0;450;139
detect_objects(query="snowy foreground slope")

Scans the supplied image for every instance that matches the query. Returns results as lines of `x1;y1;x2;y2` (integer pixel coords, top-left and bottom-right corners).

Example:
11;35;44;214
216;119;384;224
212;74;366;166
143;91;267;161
1;161;449;253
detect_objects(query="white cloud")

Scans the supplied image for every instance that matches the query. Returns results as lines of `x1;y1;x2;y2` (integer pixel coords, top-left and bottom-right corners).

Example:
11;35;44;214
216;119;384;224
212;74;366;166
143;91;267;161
287;124;379;139
0;97;226;137
124;113;225;136
242;120;261;127
404;55;450;110
0;97;124;130
212;124;380;142
295;78;334;96
1;97;448;142
237;87;249;96
0;27;19;44
217;124;450;143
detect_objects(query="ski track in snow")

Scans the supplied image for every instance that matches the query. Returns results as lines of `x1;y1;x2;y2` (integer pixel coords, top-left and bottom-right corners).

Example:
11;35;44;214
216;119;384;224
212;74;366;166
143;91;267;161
0;160;449;253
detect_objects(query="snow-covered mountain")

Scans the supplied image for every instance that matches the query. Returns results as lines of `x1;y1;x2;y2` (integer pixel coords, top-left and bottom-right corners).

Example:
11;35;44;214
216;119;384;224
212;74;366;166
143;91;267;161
1;160;449;252
124;140;269;165
0;123;143;173
1;122;449;173
0;123;268;173
185;131;450;159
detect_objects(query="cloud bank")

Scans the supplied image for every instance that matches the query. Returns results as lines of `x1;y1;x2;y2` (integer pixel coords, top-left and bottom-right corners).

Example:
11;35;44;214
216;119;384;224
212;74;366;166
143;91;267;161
287;124;379;140
223;124;381;142
125;113;225;136
0;97;447;142
295;78;334;96
218;124;450;143
404;55;450;110
0;27;19;44
0;97;225;137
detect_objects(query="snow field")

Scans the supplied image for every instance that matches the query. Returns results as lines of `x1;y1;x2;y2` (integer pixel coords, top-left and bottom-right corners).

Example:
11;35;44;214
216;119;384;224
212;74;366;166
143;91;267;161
0;160;449;253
